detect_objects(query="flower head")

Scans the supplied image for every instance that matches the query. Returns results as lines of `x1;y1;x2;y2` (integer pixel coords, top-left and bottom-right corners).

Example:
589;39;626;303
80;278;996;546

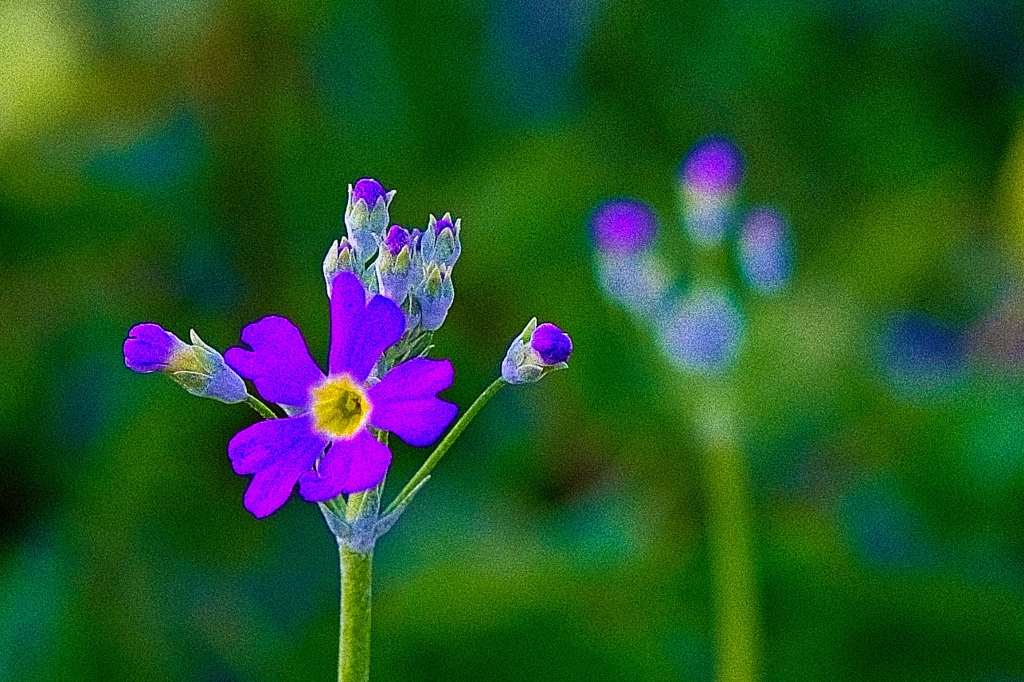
679;135;744;195
590;199;658;255
124;324;248;403
225;272;458;517
501;318;572;384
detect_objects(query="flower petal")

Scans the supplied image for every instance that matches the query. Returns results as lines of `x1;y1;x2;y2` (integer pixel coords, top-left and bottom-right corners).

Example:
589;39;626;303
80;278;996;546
225;316;324;409
328;272;405;382
298;429;392;500
368;358;457;447
228;415;328;518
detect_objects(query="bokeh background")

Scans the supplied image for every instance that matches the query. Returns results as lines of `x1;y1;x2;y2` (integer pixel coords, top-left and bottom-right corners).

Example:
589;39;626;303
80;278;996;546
3;0;1024;679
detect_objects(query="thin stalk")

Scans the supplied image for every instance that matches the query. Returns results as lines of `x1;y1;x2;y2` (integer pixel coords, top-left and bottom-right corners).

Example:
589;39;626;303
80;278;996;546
245;394;277;420
384;377;505;516
695;380;761;682
338;544;373;682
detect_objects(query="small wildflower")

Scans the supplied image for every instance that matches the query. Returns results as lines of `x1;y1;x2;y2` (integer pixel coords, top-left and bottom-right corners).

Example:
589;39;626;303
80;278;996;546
421;213;462;268
224;272;458;518
501;318;572;384
123;324;248;403
738;207;793;295
345;178;395;257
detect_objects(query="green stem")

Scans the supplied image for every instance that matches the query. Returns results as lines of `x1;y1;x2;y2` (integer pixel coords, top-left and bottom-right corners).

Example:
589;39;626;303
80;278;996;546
384;377;505;516
338;544;373;682
245;394;277;420
695;381;760;682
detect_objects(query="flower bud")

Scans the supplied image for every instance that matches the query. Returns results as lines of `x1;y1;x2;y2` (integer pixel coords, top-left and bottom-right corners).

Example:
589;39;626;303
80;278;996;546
322;237;361;295
501;318;572;384
738;206;793;295
678;136;744;246
414;262;454;331
590;199;671;319
656;288;743;373
420;213;462;268
123;324;248;403
345;178;396;257
590;199;657;256
375;225;415;304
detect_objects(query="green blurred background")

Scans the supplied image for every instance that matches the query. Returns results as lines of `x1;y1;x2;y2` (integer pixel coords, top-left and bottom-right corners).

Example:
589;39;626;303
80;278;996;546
3;0;1024;679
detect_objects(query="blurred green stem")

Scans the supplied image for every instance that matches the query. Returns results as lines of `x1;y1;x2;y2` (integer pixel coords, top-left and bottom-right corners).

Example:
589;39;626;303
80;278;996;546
696;379;761;682
384;377;505;515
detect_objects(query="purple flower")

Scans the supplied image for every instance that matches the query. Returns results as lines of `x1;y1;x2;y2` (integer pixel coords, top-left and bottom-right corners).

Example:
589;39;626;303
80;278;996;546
502;318;572;384
679;135;744;195
225;272;458;518
351;178;387;207
124;323;181;372
590;199;657;255
531;323;572;364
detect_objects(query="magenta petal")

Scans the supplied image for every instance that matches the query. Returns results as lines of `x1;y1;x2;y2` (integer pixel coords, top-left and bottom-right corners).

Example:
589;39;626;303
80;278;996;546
225;316;324;409
368;358;458;447
228;415;328;518
328;273;405;382
299;430;392;500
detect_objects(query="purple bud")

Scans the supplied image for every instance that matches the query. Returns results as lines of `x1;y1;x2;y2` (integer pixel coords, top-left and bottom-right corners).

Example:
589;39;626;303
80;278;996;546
680;136;744;195
384;225;410;255
433;215;455;234
530;323;573;364
590;199;658;255
124;323;175;372
738;207;793;294
352;178;387;206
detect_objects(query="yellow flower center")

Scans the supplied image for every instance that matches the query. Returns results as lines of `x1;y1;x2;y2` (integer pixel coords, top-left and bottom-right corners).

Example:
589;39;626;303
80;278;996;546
309;375;371;439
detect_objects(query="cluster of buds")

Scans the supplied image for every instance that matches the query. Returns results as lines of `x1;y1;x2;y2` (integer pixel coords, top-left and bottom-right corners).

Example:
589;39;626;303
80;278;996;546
323;179;464;365
592;134;794;374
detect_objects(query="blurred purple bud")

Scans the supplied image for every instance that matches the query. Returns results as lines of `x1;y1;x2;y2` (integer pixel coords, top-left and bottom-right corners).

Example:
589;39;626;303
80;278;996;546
680;135;744;195
384;225;410;256
658;289;743;373
352;178;387;207
531;323;573;364
590;199;658;255
738;207;794;294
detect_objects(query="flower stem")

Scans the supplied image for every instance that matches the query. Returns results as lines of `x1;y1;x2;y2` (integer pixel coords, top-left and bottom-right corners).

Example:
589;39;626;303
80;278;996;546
384;377;505;516
694;379;760;682
245;394;278;420
338;544;373;682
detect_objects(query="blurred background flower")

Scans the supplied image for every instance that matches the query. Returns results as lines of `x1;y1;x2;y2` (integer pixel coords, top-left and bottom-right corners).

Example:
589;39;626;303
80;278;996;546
2;0;1024;680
